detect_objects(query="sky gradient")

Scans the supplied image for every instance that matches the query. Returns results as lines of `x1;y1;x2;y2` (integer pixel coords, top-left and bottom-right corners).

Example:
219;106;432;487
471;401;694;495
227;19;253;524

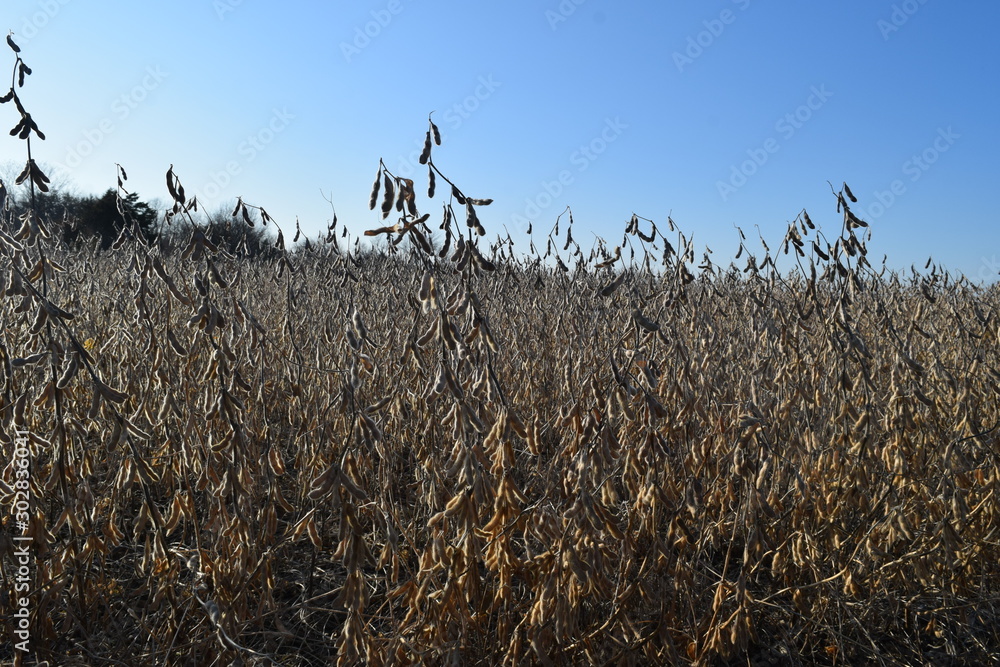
4;0;999;279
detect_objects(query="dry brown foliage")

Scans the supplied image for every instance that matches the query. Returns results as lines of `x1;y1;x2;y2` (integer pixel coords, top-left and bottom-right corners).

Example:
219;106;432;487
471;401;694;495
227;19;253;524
1;41;999;667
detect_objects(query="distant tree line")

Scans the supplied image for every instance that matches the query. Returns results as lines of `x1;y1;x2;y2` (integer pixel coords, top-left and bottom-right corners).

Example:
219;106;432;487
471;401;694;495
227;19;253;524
2;186;278;257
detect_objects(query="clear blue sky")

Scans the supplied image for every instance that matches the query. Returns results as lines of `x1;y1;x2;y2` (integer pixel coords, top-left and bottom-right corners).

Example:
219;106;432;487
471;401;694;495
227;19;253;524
4;0;999;279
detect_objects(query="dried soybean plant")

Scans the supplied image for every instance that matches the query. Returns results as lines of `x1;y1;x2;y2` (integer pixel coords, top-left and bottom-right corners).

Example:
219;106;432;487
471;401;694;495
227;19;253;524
2;37;1000;666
